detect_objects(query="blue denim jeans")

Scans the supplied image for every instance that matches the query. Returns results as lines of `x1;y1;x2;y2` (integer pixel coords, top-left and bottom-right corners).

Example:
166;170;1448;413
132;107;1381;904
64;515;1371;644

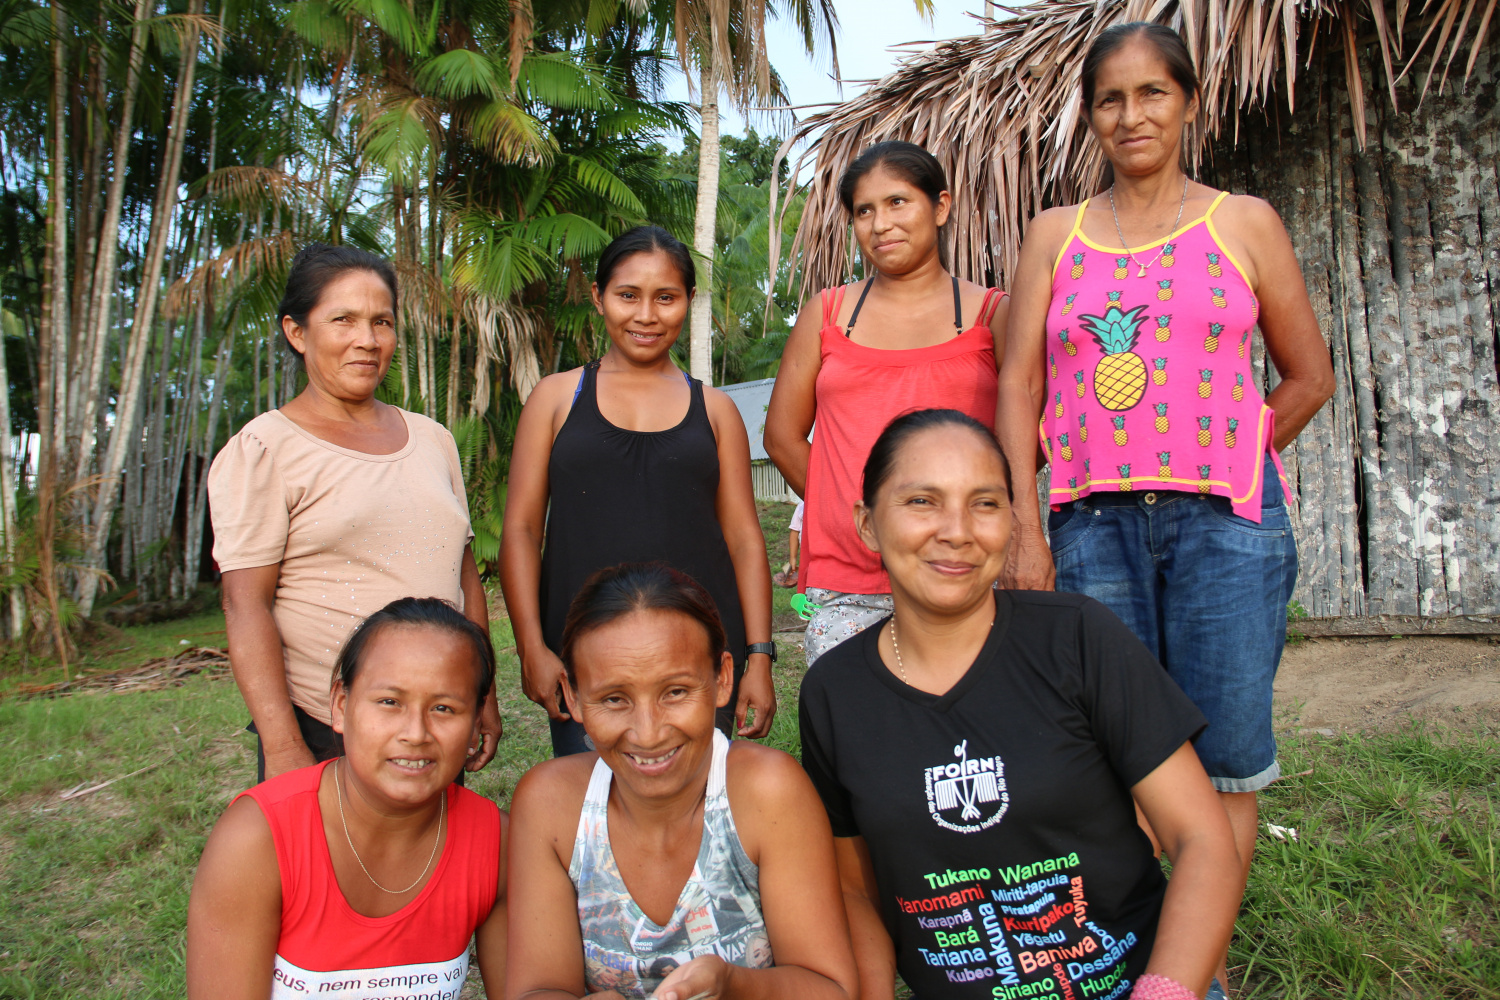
1050;454;1297;792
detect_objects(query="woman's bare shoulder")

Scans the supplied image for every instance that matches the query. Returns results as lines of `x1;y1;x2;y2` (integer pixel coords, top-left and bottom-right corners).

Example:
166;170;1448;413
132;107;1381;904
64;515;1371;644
511;753;597;823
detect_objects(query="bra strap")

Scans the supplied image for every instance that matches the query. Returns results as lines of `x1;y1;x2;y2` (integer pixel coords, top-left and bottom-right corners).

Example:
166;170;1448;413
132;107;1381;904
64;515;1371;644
845;277;877;336
951;275;962;331
1205;190;1231;219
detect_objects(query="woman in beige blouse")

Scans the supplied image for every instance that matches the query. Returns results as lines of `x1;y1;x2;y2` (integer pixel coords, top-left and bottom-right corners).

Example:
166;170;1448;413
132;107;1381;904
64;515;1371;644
209;244;499;781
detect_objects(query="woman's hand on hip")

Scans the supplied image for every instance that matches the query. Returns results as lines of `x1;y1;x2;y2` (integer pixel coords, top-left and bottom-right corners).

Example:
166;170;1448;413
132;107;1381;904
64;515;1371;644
1000;521;1056;591
520;644;571;721
467;688;503;771
735;654;777;739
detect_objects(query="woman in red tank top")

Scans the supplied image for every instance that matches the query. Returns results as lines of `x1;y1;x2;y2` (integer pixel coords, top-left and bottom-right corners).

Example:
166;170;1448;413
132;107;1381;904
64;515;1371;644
765;142;1010;664
187;598;506;1000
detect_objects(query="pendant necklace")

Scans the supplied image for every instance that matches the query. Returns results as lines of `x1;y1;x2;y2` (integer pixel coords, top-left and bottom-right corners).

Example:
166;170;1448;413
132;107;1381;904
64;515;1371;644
1109;175;1189;277
890;615;994;688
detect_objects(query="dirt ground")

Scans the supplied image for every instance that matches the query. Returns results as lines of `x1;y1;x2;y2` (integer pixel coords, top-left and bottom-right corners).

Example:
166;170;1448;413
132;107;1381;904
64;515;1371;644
1275;634;1500;732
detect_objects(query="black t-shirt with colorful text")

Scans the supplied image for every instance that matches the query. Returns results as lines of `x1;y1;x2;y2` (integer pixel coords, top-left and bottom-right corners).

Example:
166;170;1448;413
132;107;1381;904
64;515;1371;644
799;591;1205;1000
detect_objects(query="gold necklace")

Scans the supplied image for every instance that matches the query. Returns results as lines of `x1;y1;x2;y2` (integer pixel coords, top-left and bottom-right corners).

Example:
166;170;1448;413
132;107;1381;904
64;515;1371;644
1108;176;1189;277
890;615;994;687
334;758;445;895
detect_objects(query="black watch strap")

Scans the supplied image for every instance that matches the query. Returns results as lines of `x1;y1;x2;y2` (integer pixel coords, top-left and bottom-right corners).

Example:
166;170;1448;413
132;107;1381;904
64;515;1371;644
747;641;777;662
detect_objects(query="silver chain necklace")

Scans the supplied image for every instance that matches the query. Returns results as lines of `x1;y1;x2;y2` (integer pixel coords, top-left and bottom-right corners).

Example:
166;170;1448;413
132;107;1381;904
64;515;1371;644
335;757;446;895
1108;175;1189;277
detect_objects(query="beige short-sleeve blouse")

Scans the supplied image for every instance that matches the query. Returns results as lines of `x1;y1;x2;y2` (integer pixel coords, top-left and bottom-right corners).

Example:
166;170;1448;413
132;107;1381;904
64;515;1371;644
208;408;474;723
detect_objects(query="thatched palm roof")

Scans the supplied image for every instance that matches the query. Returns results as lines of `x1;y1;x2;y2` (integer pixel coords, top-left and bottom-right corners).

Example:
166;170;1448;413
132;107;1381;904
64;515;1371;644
773;0;1495;295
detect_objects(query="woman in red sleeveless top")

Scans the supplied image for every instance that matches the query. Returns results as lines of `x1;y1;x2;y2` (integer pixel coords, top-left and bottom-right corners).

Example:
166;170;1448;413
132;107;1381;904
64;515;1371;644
765;141;1009;664
187;598;506;999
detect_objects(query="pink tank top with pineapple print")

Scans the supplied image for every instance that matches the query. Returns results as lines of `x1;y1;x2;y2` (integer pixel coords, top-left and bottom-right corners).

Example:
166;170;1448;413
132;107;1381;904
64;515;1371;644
1042;191;1286;523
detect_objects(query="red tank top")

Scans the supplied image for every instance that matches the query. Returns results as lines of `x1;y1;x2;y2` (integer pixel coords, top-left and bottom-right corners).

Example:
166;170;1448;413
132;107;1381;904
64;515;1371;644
800;281;1004;595
236;761;500;998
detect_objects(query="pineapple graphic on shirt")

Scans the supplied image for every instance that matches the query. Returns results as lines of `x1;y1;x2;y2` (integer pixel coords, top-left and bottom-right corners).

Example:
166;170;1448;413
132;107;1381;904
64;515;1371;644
1197;464;1213;493
1206;251;1223;278
1157;279;1174;301
1155;314;1172;342
1078;412;1089;443
1067;476;1080;500
1078;302;1149;411
1238;330;1250;359
1118;464;1134;491
1154;402;1169;433
1152;358;1167;386
1050;353;1058;380
1226;418;1239;449
1054;392;1065;419
1198;369;1214;398
1205;322;1223;354
1233;373;1245;402
1211;287;1227;308
1074;371;1086;398
1113;257;1130;280
1157;451;1172;478
1062;292;1077;316
1112;415;1128;446
1059;433;1073;461
1197;416;1212;447
1161;243;1177;267
1070;253;1086;280
1058;328;1077;356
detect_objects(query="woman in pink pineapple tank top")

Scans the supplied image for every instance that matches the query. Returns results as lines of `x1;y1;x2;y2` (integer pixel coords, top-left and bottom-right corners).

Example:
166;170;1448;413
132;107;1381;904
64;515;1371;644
766;142;1009;663
997;23;1334;999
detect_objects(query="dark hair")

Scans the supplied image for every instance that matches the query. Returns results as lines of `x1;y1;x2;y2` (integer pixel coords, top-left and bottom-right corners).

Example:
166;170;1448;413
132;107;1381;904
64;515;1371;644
335;597;496;704
276;243;399;369
837;141;948;214
1080;22;1200;110
861;408;1011;508
594;226;696;293
560;562;726;687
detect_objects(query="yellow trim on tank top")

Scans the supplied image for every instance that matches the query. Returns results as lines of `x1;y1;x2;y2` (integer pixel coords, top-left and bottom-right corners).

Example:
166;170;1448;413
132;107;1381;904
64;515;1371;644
1070;191;1231;256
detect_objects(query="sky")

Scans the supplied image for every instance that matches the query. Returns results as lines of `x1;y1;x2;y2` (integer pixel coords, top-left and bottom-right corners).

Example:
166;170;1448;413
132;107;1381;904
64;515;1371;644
662;0;994;140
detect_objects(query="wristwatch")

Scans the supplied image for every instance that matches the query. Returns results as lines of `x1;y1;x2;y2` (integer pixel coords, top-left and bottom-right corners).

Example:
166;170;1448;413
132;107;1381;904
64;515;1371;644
747;641;777;663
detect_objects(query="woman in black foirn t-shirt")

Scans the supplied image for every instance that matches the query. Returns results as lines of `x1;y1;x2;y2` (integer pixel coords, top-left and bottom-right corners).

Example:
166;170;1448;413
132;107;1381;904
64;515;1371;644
798;410;1243;1000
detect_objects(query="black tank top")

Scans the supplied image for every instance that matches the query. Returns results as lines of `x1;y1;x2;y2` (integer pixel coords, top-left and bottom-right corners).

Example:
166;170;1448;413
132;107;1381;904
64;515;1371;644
539;361;746;664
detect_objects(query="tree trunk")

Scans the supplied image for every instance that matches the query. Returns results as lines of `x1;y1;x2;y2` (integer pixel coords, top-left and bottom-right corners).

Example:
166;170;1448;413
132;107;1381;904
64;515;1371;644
37;0;69;667
78;0;203;619
690;57;721;384
72;0;148;484
0;254;23;637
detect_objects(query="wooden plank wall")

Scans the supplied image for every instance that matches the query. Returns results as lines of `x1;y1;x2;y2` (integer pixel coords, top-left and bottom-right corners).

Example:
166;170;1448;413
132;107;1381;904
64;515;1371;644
1201;32;1500;617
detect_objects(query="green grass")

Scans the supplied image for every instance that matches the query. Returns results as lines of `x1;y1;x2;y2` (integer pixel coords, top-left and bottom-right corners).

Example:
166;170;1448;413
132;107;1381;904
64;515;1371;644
1;571;1496;998
1235;725;1499;998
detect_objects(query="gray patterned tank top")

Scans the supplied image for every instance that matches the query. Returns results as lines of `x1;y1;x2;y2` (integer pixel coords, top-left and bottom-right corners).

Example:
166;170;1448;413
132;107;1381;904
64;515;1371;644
568;730;773;998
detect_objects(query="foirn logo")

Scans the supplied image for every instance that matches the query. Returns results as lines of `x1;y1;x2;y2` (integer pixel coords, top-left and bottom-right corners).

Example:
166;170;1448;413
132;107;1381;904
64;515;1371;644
924;739;1008;833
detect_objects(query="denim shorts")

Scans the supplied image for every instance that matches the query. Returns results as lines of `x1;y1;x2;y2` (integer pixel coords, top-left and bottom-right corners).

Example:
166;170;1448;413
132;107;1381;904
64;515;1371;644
1050;453;1297;792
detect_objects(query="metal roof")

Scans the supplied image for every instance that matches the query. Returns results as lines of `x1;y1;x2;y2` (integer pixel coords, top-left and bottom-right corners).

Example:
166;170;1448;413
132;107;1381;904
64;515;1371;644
718;377;777;462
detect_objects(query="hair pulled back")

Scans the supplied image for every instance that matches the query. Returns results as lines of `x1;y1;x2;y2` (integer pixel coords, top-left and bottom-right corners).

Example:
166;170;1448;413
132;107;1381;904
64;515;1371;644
560;562;726;686
594;225;696;293
336;597;496;703
276;243;399;371
837;141;948;214
861;408;1010;508
1080;22;1200;109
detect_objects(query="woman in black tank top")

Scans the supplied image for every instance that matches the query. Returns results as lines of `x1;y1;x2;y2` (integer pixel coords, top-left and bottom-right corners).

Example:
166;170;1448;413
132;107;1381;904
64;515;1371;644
500;227;776;756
